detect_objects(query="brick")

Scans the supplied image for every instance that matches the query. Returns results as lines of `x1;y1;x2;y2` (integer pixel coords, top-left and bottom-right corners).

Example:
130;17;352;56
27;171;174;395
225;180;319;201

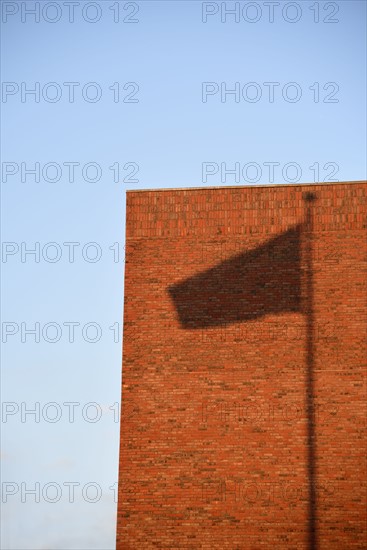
117;181;367;550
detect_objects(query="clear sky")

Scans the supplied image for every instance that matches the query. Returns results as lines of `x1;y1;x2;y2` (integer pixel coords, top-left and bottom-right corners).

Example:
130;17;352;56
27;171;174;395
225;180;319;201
1;1;366;549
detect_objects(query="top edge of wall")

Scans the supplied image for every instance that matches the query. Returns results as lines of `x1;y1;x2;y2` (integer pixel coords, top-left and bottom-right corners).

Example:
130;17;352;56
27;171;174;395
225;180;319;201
126;181;367;193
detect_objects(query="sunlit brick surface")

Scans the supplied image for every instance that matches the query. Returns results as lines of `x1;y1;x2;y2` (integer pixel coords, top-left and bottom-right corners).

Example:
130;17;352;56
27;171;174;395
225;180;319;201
117;182;366;550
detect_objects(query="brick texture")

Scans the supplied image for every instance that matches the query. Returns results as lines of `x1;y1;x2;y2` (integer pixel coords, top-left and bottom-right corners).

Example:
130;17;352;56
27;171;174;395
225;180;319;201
116;182;367;550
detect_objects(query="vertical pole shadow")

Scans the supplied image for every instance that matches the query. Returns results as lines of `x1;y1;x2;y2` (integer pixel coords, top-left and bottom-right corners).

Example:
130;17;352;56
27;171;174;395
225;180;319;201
304;191;317;550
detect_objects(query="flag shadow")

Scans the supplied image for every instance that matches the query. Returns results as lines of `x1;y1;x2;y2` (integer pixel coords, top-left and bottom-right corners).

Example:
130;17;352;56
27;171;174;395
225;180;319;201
168;224;303;329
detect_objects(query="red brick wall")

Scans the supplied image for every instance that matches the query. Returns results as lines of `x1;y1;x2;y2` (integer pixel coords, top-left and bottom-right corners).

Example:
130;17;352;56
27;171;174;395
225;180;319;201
117;182;367;550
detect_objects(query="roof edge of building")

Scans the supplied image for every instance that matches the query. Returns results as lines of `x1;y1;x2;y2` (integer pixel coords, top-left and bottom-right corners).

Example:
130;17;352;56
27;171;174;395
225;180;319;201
126;180;366;193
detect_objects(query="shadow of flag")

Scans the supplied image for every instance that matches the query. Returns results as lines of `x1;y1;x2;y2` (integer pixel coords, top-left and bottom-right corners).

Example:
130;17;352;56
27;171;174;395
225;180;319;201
168;225;303;329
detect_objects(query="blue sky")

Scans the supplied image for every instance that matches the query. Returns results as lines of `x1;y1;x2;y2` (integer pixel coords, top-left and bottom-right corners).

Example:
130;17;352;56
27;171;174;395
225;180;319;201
1;1;366;548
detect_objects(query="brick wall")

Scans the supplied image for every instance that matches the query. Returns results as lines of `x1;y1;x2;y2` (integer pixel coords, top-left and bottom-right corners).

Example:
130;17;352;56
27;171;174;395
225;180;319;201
116;181;367;550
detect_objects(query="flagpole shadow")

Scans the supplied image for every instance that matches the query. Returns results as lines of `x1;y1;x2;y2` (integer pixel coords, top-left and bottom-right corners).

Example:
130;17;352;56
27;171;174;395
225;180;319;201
167;194;318;549
304;191;318;550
